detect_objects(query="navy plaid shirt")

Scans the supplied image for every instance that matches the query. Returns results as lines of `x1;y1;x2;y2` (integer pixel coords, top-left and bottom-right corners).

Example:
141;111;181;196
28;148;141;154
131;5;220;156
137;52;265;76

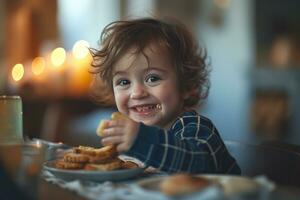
126;110;241;174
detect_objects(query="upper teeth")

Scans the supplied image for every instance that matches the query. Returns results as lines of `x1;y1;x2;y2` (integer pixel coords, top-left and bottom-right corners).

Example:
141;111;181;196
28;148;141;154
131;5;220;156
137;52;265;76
135;104;161;111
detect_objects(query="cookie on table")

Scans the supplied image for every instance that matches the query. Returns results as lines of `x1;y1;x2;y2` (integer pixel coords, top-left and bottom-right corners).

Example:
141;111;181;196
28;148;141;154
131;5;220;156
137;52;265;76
55;159;85;170
63;152;89;163
84;158;122;171
73;145;117;160
87;155;117;164
121;160;139;169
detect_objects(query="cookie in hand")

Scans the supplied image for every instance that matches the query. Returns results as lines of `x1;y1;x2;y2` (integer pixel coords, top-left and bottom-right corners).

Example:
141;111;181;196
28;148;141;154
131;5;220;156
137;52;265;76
96;112;128;137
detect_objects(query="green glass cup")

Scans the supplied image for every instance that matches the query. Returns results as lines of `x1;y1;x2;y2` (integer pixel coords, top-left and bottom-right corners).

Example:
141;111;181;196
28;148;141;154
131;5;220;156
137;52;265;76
0;95;23;144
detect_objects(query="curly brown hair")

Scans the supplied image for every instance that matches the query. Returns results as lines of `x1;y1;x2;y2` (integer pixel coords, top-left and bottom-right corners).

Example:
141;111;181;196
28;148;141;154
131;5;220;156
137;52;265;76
90;17;210;108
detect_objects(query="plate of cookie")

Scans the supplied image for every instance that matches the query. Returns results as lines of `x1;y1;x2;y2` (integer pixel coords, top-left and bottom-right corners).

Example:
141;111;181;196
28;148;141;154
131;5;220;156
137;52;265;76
43;145;145;182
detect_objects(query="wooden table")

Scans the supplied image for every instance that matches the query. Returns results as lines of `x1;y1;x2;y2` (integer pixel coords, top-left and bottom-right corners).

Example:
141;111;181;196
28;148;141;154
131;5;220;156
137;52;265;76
38;179;85;200
4;139;300;199
36;174;300;200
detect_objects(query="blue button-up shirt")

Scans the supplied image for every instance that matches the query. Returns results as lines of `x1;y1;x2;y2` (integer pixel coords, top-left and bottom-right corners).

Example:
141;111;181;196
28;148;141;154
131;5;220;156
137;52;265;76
127;110;241;174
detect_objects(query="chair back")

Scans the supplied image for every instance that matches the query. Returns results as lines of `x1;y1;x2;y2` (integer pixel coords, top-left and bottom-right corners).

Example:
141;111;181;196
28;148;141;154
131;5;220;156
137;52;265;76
225;140;300;187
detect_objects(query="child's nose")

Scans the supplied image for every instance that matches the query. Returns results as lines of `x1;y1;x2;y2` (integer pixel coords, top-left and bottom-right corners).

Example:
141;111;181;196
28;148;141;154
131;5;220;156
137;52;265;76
130;84;148;99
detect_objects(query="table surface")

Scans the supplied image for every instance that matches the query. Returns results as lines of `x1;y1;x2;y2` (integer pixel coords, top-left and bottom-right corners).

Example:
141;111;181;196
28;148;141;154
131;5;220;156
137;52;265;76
37;171;300;200
31;140;300;199
37;169;157;200
38;179;85;200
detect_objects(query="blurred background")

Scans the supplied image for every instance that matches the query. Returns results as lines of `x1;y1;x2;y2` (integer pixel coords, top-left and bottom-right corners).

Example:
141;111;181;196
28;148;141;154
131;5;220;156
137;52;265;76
1;0;300;147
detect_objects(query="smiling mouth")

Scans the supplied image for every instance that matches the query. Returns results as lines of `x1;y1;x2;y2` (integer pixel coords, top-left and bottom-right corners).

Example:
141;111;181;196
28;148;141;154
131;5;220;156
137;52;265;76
131;104;161;113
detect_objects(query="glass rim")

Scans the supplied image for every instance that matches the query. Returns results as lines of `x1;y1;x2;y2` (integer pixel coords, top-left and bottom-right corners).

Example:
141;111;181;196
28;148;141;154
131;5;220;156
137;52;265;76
0;95;21;99
0;141;46;149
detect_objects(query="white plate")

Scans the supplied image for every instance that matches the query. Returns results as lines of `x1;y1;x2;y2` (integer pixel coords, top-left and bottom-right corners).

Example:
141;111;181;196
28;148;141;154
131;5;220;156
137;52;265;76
137;174;261;196
44;160;145;182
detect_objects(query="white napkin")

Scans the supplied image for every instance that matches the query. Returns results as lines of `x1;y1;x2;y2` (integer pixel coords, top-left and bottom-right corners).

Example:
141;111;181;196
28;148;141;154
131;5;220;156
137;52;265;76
42;170;225;200
43;170;134;200
43;169;277;200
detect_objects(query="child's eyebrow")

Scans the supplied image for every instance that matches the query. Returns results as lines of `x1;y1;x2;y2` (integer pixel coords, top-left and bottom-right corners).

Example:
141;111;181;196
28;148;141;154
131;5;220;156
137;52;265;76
113;71;127;77
145;67;167;73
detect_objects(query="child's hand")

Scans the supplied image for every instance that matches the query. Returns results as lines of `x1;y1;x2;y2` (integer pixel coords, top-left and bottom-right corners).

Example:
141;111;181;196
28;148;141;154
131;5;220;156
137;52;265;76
100;113;140;153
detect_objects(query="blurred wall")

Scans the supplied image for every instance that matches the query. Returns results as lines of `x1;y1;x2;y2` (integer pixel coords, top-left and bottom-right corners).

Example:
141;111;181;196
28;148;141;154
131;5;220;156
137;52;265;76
198;0;255;143
58;0;120;49
124;0;155;18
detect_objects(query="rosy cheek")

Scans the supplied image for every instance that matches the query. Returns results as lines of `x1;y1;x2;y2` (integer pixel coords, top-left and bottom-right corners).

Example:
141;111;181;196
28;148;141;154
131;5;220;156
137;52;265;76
161;89;182;108
114;91;127;109
157;88;175;102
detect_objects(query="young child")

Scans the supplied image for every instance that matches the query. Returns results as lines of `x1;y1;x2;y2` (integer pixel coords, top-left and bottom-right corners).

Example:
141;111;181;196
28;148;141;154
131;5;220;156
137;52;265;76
91;17;241;174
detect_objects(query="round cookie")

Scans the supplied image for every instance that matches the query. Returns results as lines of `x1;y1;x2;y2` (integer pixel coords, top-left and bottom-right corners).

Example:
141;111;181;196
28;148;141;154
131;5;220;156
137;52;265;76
84;158;122;171
73;145;117;161
63;152;89;163
121;160;139;169
55;159;85;170
160;174;211;196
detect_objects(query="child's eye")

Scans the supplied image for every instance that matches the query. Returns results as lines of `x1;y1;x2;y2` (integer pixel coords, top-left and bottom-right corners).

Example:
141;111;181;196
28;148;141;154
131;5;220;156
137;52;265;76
146;75;161;83
117;79;130;86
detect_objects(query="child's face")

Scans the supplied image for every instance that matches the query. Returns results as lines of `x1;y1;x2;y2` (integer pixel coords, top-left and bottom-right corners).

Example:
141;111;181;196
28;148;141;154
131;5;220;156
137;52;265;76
112;43;184;129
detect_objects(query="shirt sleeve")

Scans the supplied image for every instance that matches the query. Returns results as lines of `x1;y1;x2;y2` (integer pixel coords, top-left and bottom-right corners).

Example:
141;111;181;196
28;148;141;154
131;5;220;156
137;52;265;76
126;115;241;174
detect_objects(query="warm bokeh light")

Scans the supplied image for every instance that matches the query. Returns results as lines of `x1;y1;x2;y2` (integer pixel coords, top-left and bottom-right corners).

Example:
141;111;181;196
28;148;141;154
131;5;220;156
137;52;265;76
32;57;46;75
72;40;90;60
50;47;66;67
12;63;24;81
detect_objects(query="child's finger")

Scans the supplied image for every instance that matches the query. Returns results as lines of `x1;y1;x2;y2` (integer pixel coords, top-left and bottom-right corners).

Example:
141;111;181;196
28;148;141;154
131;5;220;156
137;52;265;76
101;135;123;146
116;143;130;153
106;119;125;127
101;127;124;137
